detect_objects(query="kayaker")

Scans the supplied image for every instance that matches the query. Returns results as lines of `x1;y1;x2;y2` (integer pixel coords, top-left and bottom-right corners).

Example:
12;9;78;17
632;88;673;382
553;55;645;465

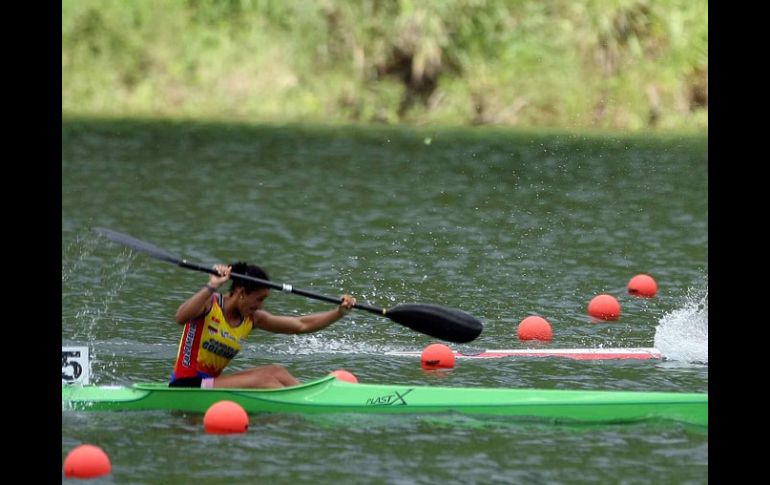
169;262;356;389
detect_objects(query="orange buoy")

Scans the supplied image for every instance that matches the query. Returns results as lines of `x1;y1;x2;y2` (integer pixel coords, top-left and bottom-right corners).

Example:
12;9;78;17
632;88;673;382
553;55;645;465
628;274;657;297
420;343;456;369
63;444;111;479
330;369;359;383
203;400;249;434
587;294;621;321
517;316;553;341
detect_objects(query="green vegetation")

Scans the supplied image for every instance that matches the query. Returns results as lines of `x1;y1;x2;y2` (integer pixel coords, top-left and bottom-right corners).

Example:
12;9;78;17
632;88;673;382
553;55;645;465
62;0;707;131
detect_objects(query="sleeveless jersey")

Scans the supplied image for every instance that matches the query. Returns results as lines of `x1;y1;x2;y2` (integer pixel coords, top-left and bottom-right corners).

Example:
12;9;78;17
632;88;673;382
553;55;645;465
170;293;253;382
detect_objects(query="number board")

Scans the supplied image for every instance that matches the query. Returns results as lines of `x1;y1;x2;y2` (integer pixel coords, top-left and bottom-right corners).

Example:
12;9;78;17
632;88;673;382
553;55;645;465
62;346;90;385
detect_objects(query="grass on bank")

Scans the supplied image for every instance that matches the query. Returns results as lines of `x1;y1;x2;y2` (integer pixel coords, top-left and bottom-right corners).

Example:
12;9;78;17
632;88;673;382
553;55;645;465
62;0;708;131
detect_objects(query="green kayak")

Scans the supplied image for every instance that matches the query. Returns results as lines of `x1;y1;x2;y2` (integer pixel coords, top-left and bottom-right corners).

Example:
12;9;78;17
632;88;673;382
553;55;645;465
62;375;707;427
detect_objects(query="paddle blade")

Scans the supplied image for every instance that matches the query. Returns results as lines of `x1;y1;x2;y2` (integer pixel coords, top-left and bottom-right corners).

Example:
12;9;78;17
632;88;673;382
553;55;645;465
385;304;483;343
94;227;182;264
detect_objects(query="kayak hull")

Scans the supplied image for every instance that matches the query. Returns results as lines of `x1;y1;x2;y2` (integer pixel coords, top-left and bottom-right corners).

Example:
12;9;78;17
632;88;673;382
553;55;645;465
62;376;707;427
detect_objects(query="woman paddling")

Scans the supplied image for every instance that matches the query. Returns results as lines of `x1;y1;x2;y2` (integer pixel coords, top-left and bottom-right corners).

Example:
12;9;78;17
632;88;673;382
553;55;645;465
169;262;356;389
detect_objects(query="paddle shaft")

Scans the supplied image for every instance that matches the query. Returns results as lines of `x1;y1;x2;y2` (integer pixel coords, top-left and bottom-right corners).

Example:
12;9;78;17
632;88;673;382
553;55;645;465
178;260;385;315
93;227;483;342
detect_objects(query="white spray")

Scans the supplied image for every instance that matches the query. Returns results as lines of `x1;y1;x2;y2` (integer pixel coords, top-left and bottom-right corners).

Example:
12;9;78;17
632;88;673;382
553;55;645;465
654;280;708;363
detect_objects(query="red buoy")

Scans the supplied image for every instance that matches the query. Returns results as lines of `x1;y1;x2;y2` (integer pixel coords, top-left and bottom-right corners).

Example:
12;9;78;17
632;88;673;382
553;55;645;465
517;316;553;341
330;369;359;383
628;274;657;297
588;294;621;321
420;343;456;369
63;444;111;479
203;400;249;434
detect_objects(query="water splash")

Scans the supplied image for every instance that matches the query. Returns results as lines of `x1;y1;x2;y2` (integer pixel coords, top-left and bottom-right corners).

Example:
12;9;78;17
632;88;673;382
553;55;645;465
62;230;136;382
251;333;390;356
654;280;708;363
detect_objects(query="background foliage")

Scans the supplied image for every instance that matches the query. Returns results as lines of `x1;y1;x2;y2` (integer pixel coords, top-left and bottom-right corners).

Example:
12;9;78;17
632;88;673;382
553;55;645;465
62;0;708;130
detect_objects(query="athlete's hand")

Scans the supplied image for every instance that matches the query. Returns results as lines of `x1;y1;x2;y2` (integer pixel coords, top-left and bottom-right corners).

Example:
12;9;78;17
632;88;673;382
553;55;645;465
209;264;232;289
338;294;356;316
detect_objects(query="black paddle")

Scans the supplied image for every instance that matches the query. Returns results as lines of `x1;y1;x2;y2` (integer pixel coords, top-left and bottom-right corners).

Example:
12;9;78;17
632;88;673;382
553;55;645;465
94;228;483;343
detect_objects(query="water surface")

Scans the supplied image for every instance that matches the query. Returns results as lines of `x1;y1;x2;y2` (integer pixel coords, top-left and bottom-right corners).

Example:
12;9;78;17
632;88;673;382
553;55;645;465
62;119;707;484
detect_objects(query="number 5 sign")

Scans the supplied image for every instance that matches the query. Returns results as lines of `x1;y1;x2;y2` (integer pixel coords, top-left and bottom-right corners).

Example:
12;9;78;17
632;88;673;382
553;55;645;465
62;346;90;385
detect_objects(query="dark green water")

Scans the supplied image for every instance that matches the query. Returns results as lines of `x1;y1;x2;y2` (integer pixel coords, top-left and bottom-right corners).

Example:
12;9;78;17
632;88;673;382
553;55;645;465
62;119;707;483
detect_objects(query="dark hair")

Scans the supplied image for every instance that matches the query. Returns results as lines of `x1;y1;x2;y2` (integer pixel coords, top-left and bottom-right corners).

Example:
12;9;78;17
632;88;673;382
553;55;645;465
228;262;271;294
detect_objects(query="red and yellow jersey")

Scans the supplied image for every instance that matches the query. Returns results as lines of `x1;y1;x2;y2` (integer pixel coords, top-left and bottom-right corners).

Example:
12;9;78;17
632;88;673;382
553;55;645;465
170;293;253;382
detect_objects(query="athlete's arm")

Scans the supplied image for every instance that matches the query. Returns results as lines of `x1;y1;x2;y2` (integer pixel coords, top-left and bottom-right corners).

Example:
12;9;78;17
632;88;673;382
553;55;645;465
252;295;356;334
174;264;231;324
